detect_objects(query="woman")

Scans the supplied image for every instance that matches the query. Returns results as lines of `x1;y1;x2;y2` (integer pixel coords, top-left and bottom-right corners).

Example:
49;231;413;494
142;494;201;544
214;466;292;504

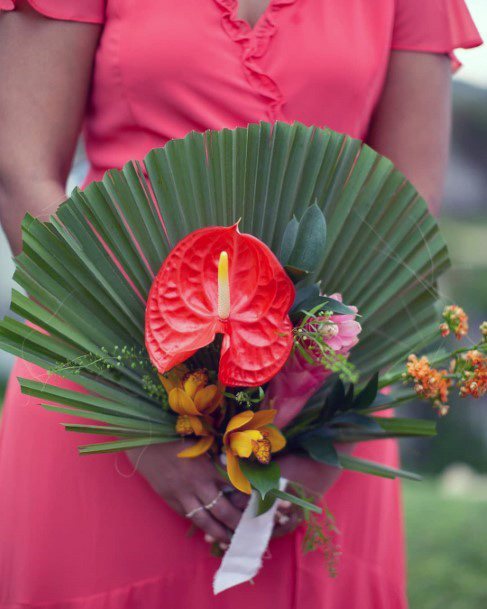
0;1;482;607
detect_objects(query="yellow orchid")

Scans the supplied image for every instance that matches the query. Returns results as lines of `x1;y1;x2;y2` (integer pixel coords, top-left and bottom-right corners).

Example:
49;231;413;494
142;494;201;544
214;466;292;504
223;409;286;494
159;367;223;458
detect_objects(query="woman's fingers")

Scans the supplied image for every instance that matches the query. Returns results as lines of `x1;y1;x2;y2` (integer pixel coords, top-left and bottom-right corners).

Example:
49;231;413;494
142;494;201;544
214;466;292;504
181;497;231;543
199;488;243;532
271;499;303;538
227;490;250;511
272;506;303;538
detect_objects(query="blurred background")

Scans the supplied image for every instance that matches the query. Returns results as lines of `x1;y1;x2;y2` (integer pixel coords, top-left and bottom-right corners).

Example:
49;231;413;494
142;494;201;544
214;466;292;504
0;2;485;607
398;3;487;604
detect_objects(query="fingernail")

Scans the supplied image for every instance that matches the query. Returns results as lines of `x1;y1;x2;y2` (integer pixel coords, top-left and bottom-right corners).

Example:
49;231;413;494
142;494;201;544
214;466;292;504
277;514;290;526
219;542;229;551
204;534;215;544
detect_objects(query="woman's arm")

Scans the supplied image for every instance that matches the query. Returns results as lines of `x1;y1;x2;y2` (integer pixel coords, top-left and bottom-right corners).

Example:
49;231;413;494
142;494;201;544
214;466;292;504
0;4;246;543
367;51;452;215
0;1;101;254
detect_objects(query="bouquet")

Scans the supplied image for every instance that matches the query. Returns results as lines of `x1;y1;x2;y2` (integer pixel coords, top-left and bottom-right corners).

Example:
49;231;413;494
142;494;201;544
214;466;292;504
1;122;485;592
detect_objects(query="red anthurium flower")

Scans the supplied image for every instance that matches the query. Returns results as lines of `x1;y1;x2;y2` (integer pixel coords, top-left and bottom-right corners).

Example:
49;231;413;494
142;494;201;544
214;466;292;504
145;224;295;386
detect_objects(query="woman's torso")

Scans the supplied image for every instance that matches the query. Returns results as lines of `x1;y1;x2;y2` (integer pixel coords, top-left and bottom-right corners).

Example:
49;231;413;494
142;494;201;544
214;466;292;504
84;0;396;182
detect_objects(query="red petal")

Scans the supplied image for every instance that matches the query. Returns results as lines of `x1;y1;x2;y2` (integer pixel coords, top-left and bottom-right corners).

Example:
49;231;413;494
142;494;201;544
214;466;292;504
145;227;227;373
219;258;295;386
145;225;295;384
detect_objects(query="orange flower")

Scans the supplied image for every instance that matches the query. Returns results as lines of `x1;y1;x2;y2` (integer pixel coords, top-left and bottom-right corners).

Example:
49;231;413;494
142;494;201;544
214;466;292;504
159;366;223;457
440;305;469;340
464;350;483;368
459;350;487;399
223;410;286;494
405;354;451;409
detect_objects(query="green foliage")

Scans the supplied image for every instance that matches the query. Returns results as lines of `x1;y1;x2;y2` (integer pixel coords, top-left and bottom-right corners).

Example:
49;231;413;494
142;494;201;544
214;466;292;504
269;488;322;514
352;372;379;409
297;434;340;467
239;460;281;499
286;371;434;481
290;284;355;325
339;454;421;481
302;504;340;577
286;372;437;448
405;481;487;609
0;122;449;452
280;203;327;281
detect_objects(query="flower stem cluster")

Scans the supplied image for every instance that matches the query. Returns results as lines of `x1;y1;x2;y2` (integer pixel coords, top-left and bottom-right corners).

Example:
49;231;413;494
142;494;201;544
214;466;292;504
440;305;469;339
50;345;169;402
293;314;358;384
404;355;451;416
295;484;340;578
402;310;487;415
453;350;487;399
480;321;487;342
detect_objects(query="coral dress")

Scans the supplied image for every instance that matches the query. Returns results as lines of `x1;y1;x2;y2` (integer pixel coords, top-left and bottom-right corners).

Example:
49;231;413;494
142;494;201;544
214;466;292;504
0;1;481;607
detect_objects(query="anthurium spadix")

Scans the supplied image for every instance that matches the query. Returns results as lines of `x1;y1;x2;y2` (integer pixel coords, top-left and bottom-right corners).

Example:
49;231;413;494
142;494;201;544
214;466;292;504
145;224;295;386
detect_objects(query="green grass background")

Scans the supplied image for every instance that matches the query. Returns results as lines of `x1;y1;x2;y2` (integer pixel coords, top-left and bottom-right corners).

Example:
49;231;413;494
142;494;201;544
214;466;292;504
404;480;487;609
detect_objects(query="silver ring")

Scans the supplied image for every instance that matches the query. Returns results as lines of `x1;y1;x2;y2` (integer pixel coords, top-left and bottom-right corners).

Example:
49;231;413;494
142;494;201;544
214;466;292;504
185;505;206;519
204;490;223;511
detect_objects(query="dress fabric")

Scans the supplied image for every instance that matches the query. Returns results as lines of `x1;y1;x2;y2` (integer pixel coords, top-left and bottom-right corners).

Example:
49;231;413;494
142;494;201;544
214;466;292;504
0;1;482;608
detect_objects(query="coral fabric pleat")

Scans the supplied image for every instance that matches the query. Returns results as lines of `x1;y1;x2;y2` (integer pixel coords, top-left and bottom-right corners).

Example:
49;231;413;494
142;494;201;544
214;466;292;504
0;0;482;607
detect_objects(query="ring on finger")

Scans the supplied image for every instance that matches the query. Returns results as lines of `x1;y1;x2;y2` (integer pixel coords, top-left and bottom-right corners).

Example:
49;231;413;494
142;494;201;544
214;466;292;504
204;490;223;511
185;504;206;519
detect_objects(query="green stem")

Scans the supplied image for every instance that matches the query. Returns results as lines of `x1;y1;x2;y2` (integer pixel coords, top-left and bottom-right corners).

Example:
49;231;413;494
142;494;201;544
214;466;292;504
358;391;418;414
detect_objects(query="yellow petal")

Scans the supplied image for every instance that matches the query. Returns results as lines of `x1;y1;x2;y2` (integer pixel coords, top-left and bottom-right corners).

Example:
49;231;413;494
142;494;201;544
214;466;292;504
159;365;188;393
224;411;254;438
203;384;225;414
183;370;208;400
168;388;199;415
178;435;214;458
243;409;277;431
229;430;263;458
206;388;224;414
226;451;252;494
188;415;205;436
158;373;175;395
194;384;219;414
175;415;194;436
264;425;287;453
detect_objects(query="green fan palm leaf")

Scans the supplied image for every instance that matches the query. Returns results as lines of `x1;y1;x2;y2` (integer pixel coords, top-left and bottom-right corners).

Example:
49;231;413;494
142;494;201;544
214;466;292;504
0;121;449;431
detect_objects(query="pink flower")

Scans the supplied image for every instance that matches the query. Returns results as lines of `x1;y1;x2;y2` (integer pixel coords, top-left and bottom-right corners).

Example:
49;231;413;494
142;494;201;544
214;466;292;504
265;293;361;428
312;293;361;356
265;352;332;428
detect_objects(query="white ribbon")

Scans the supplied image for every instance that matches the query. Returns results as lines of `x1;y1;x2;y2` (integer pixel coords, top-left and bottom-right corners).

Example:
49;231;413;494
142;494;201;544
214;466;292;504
213;478;287;595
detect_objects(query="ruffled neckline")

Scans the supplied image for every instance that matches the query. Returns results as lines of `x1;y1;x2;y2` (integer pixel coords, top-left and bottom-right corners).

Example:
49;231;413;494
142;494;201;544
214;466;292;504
213;0;297;120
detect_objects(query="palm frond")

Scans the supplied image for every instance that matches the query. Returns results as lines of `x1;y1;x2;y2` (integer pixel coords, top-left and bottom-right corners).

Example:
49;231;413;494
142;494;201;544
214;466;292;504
0;122;449;433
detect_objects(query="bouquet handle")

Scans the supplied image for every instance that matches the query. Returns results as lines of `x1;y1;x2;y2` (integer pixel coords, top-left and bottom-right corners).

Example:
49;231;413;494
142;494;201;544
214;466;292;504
213;479;288;594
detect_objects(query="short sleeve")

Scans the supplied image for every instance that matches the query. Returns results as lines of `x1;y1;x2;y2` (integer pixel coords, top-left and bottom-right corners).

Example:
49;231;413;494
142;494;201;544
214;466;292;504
0;0;105;24
392;0;483;70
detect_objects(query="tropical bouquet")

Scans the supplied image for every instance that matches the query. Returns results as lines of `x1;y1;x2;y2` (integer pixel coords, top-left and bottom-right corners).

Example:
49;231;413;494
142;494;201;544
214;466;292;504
0;122;485;592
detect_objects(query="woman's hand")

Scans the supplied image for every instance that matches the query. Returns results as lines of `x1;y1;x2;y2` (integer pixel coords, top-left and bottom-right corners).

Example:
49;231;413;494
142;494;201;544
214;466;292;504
271;445;355;538
126;442;245;543
228;448;354;539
